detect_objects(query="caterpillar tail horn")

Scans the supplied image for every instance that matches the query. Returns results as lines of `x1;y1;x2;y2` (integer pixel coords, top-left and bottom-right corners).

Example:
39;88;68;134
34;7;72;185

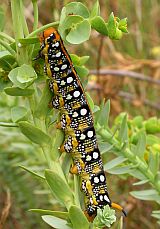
111;202;127;216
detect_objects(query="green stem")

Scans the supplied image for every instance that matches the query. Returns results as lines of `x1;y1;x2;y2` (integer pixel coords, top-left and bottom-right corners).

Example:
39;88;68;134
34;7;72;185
33;0;39;31
0;122;18;127
0;32;15;43
0;39;16;57
26;21;59;38
74;175;81;207
19;0;29;36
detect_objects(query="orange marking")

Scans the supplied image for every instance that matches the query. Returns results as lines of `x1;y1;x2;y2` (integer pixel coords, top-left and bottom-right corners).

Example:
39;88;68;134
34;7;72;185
111;202;127;216
84;210;96;222
70;165;78;174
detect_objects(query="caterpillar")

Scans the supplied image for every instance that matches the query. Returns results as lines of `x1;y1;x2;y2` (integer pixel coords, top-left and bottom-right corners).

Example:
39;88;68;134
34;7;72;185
38;27;126;221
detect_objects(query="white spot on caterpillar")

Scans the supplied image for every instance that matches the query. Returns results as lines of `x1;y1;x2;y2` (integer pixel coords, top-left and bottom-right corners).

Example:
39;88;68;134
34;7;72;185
66;94;72;100
104;195;110;202
93;152;99;159
87;130;93;138
55;42;59;47
73;90;80;98
99;195;103;201
80;134;86;140
80;108;87;116
94;177;99;184
54;67;59;71
100;175;105;182
56;52;61;57
61;64;67;70
86;155;92;161
72;112;78;118
60;80;65;86
67;77;73;84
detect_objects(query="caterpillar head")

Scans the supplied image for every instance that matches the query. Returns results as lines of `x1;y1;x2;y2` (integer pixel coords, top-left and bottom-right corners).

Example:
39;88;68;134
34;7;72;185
36;27;60;60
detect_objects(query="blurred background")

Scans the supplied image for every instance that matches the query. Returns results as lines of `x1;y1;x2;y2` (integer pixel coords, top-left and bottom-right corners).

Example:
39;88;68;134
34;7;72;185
0;0;160;228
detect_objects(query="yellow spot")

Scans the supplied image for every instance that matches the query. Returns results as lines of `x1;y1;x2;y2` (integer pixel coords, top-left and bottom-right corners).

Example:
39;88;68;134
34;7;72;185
66;115;71;126
86;181;93;194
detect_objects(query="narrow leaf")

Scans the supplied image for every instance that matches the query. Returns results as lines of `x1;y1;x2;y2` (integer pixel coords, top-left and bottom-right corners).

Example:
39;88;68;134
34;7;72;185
135;131;146;157
130;189;160;203
4;87;35;96
45;170;74;209
30;209;69;220
34;82;52;118
19;165;45;180
118;114;128;143
42;215;71;229
19;121;51;145
104;156;127;170
11;106;28;123
69;205;89;229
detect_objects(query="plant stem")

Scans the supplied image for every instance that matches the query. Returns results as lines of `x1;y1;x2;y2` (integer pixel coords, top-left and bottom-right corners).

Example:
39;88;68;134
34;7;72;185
0;32;15;43
74;175;81;207
19;0;29;36
26;22;59;38
32;0;39;31
0;40;16;57
0;122;18;127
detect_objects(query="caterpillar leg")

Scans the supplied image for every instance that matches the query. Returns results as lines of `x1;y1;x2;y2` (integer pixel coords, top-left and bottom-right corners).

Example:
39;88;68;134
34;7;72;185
70;164;78;174
111;202;127;216
55;121;62;129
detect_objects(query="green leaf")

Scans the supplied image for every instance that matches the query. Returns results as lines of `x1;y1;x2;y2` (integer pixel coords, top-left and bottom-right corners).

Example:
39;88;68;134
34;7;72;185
130;189;160;203
18;37;39;44
133;179;149;186
19;121;51;145
146;135;160;145
69;205;89;229
8;64;37;89
107;12;123;40
129;169;146;180
62;15;84;30
63;2;90;19
107;165;132;174
70;54;89;66
74;65;89;78
118;18;128;33
104;156;127;170
118;114;128;143
66;20;91;44
134;131;146;158
34;82;52;119
11;106;29;123
19;165;45;180
45;170;74;209
145;117;160;134
0;52;16;71
30;209;69;220
86;92;94;111
148;150;159;176
95;99;110;128
4;87;35;96
90;0;100;18
91;16;108;36
42;215;71;229
132;115;144;128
